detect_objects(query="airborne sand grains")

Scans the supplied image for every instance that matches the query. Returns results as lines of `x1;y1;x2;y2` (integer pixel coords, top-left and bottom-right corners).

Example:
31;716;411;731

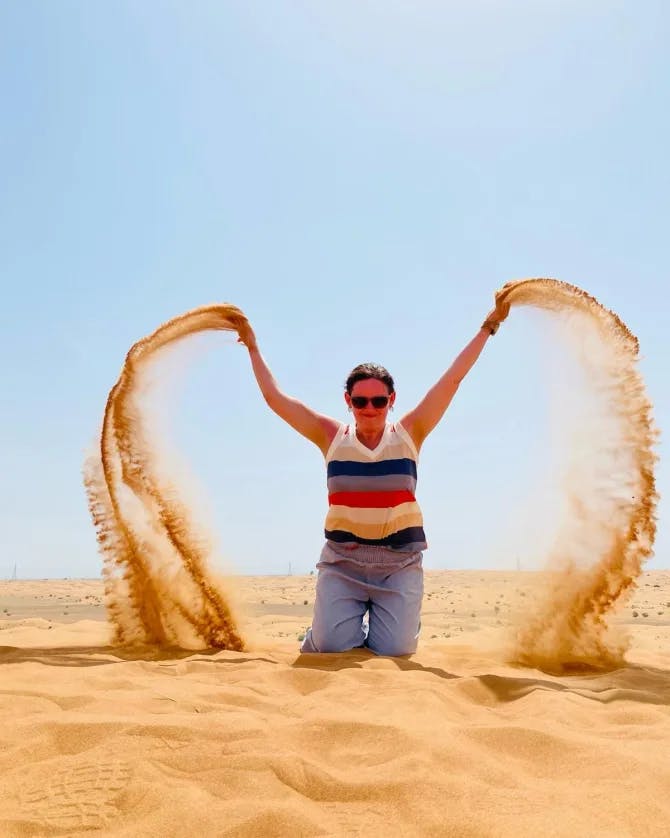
83;305;251;650
83;281;658;674
496;279;658;671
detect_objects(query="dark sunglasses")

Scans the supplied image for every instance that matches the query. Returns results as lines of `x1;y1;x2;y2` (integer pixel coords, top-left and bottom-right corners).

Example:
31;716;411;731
350;395;390;409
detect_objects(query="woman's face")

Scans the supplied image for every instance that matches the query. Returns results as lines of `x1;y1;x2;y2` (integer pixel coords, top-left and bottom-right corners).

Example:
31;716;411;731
344;378;395;432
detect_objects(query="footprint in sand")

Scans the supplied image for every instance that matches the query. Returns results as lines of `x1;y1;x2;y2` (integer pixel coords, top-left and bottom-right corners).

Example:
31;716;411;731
19;759;131;831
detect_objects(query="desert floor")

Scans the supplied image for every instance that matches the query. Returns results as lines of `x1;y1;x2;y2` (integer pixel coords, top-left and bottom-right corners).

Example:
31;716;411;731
1;570;669;837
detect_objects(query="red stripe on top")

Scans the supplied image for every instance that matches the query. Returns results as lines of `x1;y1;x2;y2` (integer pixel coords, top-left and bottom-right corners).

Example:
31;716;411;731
328;490;416;508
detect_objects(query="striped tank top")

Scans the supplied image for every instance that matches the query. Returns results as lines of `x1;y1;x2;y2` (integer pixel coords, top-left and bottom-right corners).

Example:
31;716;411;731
323;422;427;552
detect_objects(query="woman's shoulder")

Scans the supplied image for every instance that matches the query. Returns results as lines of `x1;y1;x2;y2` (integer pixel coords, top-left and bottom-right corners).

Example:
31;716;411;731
390;421;420;460
323;422;348;459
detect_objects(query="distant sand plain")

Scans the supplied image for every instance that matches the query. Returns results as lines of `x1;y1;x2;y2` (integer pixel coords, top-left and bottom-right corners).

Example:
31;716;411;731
1;570;669;837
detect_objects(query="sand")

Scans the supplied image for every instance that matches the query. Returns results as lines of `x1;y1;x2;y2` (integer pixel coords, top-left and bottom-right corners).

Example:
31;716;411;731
1;571;669;837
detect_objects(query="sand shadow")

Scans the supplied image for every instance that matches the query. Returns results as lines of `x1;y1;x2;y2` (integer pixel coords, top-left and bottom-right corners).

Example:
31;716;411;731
291;652;670;704
292;650;458;681
0;645;278;668
478;663;670;707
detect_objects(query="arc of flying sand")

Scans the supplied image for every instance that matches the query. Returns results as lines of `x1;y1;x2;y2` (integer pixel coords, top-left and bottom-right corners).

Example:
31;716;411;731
86;283;658;665
494;278;658;671
84;381;152;644
101;381;171;645
85;305;250;649
111;306;248;648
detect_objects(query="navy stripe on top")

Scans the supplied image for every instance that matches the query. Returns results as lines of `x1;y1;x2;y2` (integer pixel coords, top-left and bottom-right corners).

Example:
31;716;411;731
325;526;427;549
326;457;418;479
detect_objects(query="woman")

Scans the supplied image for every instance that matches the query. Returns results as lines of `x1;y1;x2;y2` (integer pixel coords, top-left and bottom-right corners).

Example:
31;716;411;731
236;302;508;656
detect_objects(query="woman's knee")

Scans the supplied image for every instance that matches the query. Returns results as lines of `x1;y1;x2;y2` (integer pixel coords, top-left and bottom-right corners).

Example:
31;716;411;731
301;625;364;654
367;636;418;657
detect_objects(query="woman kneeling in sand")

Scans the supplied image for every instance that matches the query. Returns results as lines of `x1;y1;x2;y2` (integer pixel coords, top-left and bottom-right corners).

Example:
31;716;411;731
236;302;507;656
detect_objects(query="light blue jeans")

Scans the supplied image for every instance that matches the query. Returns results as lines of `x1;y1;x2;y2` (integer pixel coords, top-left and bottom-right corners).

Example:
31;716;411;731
300;542;424;656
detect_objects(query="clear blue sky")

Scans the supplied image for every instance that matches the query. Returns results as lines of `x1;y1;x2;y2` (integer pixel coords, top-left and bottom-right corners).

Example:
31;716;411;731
1;1;668;578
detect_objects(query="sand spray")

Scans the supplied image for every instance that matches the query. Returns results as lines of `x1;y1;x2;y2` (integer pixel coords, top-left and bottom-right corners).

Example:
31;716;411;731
84;305;249;649
496;279;658;671
84;282;658;665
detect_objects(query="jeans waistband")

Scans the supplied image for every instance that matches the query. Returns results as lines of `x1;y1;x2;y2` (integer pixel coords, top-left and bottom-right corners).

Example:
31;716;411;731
323;541;422;566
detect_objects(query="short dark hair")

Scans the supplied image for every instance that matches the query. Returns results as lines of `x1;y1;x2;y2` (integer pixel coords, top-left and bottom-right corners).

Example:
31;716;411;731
345;363;395;395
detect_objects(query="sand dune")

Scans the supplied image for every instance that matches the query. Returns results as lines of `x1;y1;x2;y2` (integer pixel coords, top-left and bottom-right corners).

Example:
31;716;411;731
1;571;669;837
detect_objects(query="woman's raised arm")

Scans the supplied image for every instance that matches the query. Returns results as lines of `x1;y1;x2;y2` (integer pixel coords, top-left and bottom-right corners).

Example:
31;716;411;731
399;304;508;451
237;321;340;456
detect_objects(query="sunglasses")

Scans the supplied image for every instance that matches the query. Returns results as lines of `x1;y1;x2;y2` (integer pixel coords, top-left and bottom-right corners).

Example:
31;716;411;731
350;395;390;409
